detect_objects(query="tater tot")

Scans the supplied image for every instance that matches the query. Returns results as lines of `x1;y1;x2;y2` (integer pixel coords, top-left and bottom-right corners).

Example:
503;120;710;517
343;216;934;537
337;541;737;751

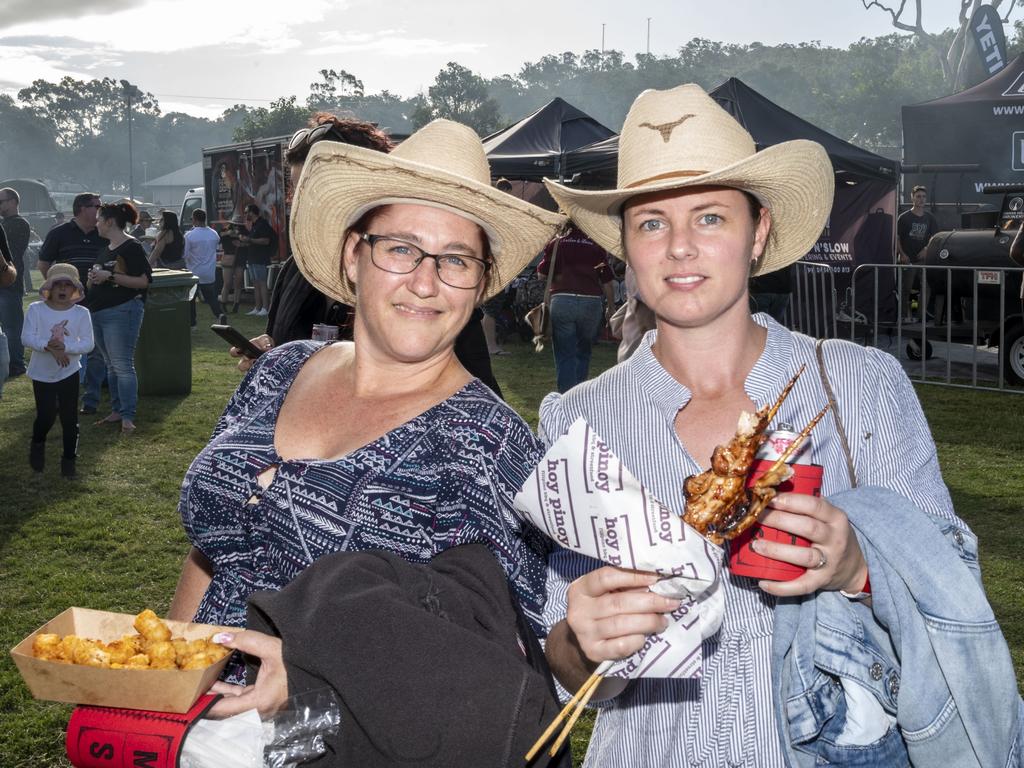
32;634;65;661
71;639;111;668
106;635;142;666
133;609;172;644
147;640;177;669
179;652;216;670
172;637;206;664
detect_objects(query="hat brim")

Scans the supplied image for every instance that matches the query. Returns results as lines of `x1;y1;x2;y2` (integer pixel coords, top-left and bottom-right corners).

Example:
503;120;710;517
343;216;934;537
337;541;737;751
291;143;566;304
40;277;85;303
544;139;834;276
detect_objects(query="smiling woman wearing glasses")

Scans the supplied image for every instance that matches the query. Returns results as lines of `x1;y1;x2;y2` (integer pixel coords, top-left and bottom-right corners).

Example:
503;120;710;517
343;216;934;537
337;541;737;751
169;121;566;712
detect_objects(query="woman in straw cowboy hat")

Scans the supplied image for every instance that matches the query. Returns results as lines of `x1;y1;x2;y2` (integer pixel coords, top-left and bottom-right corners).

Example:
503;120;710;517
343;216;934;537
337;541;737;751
169;120;566;684
537;85;1019;766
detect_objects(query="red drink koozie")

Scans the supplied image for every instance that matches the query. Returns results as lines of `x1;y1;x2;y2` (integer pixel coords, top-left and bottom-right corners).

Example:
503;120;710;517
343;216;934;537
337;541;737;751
65;694;217;768
727;460;823;581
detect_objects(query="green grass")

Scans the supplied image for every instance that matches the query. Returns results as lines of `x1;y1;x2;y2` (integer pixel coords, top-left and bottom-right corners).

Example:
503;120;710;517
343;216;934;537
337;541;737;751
0;299;1021;767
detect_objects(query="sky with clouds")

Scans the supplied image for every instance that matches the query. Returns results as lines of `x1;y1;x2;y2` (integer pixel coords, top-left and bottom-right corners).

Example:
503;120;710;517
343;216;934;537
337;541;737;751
0;0;1013;118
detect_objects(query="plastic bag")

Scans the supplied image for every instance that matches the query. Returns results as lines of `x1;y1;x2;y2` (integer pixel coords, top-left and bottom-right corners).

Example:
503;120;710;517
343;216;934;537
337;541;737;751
180;689;341;768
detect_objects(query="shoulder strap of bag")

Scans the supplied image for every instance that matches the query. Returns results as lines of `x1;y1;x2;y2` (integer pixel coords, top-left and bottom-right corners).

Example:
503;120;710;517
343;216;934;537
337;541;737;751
542;240;560;308
815;338;858;488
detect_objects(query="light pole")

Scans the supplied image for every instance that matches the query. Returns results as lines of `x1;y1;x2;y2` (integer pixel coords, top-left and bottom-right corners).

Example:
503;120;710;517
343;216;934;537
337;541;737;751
602;23;606;54
647;17;651;55
121;79;134;202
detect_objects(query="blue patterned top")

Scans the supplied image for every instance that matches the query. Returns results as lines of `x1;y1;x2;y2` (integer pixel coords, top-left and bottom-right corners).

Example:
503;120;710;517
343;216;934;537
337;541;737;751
179;341;550;672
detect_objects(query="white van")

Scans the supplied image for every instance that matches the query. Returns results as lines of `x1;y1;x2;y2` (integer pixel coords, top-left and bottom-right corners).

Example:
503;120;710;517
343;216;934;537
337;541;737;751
179;187;204;232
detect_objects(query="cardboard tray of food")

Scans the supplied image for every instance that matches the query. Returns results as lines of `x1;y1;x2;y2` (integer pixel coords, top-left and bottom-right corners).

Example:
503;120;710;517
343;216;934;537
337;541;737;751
10;607;233;713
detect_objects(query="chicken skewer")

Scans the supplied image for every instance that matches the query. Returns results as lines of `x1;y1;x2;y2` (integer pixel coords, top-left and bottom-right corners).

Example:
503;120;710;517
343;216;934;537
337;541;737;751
682;365;827;545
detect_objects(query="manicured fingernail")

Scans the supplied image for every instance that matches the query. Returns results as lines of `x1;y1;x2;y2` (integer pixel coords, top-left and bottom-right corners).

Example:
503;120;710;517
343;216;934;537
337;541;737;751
749;540;761;553
211;633;233;644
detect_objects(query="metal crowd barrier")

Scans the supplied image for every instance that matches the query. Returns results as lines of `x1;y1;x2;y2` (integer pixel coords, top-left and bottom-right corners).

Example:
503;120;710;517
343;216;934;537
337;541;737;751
794;263;1024;393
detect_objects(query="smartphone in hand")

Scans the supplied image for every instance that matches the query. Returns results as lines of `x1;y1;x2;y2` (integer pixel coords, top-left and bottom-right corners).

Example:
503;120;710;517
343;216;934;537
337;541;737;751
211;324;266;359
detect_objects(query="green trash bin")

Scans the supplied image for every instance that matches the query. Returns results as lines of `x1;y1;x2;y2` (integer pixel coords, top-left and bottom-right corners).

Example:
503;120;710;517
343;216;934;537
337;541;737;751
136;268;198;396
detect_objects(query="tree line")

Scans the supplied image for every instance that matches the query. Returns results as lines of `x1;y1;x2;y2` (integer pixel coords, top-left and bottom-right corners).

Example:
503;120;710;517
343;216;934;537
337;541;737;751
1;22;1021;198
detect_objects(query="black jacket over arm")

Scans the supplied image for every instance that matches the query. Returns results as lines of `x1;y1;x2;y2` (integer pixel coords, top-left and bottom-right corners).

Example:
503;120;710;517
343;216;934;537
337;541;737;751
246;544;569;768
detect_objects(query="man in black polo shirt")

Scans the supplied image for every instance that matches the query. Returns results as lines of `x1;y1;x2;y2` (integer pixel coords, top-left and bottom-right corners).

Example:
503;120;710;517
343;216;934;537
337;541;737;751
38;192;108;413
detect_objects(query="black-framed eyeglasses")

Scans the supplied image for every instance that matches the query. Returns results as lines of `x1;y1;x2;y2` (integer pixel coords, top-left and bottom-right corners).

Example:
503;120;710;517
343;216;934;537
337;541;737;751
360;233;489;290
288;123;339;154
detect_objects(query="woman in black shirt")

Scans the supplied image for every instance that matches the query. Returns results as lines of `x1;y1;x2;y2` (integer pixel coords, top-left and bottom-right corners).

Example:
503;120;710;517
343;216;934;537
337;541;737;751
88;202;153;434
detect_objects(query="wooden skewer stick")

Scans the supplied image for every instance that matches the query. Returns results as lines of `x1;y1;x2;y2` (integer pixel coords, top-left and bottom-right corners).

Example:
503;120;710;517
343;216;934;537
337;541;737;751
759;403;831;482
548;670;602;757
761;364;806;426
525;661;610;762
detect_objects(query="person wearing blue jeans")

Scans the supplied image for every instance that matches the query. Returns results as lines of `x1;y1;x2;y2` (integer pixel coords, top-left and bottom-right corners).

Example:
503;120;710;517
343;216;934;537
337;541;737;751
537;223;616;393
550;293;606;393
0;189;30;377
87;202;152;434
0;324;9;399
92;297;145;428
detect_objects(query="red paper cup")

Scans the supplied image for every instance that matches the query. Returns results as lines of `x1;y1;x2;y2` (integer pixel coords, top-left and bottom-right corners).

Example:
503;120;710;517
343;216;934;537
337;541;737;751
727;460;823;581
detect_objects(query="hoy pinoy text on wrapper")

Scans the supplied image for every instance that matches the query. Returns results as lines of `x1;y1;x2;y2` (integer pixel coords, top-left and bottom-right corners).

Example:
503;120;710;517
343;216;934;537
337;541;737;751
514;418;724;680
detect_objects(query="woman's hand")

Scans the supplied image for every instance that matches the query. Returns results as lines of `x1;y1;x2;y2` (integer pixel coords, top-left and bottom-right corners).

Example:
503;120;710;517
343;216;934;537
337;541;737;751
231;334;274;373
206;630;288;719
91;269;112;285
566;566;679;664
752;492;868;597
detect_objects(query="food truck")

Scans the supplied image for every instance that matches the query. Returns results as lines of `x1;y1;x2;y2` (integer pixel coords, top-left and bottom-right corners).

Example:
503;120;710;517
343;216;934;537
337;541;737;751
183;136;291;262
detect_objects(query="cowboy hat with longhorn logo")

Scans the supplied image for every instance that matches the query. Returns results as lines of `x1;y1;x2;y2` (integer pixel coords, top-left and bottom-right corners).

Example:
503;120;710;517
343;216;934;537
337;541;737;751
544;84;834;276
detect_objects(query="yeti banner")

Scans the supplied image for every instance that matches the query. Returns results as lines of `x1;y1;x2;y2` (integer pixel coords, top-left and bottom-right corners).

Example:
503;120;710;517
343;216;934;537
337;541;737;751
971;4;1009;78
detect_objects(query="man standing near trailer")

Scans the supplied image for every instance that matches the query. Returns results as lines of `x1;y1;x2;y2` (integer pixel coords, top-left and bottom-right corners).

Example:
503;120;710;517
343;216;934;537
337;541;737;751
897;185;939;322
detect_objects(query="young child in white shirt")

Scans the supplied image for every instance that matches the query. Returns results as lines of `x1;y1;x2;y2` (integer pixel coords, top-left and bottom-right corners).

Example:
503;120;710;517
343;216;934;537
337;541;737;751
22;263;94;478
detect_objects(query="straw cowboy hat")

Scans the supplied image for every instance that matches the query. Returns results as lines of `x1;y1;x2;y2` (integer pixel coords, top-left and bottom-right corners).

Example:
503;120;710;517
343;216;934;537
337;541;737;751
544;84;834;276
40;263;85;303
291;119;566;303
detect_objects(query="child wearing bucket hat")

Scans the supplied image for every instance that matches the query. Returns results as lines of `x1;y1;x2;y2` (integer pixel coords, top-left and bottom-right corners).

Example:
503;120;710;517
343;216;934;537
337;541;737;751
22;263;94;477
536;85;1018;766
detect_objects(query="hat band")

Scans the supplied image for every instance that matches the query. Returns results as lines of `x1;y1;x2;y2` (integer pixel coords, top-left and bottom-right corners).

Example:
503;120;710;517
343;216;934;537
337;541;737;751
625;169;708;189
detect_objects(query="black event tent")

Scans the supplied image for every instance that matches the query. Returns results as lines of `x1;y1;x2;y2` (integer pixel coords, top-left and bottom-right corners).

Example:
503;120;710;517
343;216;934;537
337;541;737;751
562;78;900;310
483;97;615;182
903;53;1024;206
565;78;899;184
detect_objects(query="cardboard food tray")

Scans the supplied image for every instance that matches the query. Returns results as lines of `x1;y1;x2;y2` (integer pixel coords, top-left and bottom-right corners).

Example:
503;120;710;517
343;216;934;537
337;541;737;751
10;607;234;713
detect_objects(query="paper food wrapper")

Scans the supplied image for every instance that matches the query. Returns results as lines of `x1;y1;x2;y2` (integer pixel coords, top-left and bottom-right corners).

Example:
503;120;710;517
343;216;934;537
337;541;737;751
10;607;233;713
515;418;724;679
180;709;267;768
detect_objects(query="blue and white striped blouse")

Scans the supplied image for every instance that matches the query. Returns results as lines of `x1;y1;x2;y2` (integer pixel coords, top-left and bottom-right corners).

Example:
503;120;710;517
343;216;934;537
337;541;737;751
538;314;961;768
